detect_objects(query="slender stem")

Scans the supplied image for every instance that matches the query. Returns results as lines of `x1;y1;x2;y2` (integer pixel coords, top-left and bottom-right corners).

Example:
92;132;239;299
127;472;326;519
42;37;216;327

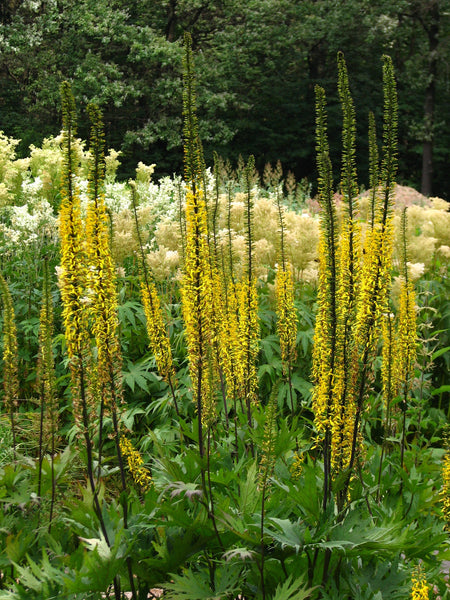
37;388;45;499
206;429;223;549
400;387;408;473
218;368;229;431
377;317;394;503
48;432;56;534
168;375;181;420
97;396;105;482
79;367;122;600
260;490;266;600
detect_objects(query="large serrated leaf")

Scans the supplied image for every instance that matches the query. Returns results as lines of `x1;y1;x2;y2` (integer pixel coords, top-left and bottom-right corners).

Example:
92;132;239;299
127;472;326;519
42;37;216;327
266;517;305;552
272;575;313;600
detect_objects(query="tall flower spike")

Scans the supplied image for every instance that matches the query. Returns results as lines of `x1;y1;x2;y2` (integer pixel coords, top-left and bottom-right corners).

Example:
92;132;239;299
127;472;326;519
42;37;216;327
258;386;278;491
212;151;221;268
37;259;58;445
238;156;259;433
85;103;123;414
343;56;398;501
141;280;176;386
368;111;379;229
354;55;398;357
182;187;215;437
181;34;215;456
396;208;417;471
275;263;297;379
182;32;203;192
220;278;241;405
237;276;259;416
130;184;179;416
337;51;358;211
0;273;19;455
274;192;298;416
332;52;361;473
58;81;91;433
441;432;450;530
379;55;398;225
395;208;417;385
119;436;152;492
37;258;58;527
243;155;256;282
312;85;338;505
59;86;123;600
331;204;358;474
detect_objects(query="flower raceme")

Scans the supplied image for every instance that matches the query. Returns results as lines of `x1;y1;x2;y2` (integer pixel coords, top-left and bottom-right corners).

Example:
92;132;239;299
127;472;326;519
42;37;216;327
311;56;398;505
37;261;58;442
410;568;431;600
237;276;259;412
85;103;123;413
119;436;152;492
0;273;19;415
181;188;216;432
275;262;298;376
141;280;176;385
58;82;91;432
395;277;417;387
441;445;450;530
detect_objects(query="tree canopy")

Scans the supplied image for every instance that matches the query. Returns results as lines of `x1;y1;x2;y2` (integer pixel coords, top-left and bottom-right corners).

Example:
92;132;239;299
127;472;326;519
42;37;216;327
0;0;449;196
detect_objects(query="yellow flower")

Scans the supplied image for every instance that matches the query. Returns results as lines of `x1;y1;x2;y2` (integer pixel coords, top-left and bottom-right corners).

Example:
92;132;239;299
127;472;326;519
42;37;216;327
85;103;123;412
441;446;450;529
291;451;305;481
381;313;399;410
219;278;240;403
181;189;216;430
275;263;297;374
395;278;416;386
141;281;175;384
411;568;430;600
58;82;91;430
237;277;259;410
355;219;394;357
119;436;152;492
37;261;58;442
0;274;19;415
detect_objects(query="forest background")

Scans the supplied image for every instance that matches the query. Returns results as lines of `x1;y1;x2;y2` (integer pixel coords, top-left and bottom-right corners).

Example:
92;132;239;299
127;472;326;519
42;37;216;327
0;0;449;199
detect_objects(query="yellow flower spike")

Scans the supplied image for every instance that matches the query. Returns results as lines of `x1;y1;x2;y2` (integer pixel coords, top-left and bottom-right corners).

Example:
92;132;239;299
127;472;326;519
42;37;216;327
275;263;298;376
291;451;305;481
258;386;277;492
0;273;19;456
355;218;394;357
85;103;123;413
0;273;19;414
58;82;91;432
237;276;259;411
441;442;450;529
381;312;399;410
141;281;175;385
181;188;216;438
395;278;417;386
410;567;431;600
219;278;243;438
37;260;58;444
311;238;335;436
119;436;152;492
312;57;398;510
